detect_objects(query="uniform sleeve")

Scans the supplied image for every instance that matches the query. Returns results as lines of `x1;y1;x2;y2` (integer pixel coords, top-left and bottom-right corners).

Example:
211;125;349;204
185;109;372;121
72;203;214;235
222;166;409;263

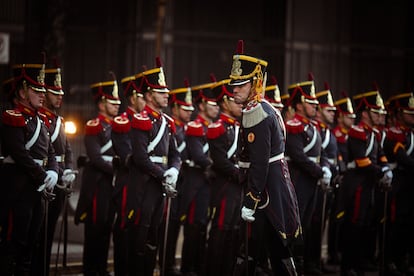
2;124;46;186
286;132;323;179
130;128;164;181
208;134;238;177
244;118;271;196
186;135;212;169
84;134;113;175
168;133;181;170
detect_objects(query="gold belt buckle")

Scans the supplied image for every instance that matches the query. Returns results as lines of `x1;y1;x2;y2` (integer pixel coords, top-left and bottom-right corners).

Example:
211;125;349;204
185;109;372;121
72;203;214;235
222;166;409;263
42;158;48;167
162;156;168;164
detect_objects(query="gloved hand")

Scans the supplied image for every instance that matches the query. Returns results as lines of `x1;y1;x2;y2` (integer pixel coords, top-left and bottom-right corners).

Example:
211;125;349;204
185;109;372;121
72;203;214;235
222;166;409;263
379;166;393;191
163;167;179;188
241;206;255;222
62;169;76;184
319;166;332;190
44;170;58;190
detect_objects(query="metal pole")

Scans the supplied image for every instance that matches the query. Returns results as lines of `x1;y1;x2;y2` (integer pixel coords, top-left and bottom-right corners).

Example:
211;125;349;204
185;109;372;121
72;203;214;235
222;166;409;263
161;195;171;276
379;190;388;276
44;198;49;276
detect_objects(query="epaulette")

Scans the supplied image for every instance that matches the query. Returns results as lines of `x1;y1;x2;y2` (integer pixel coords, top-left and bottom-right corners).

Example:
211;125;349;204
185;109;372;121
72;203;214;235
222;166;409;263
286;118;304;134
131;112;152;131
85;118;103;135
311;120;321;131
2;110;26;127
242;103;268;128
37;112;50;128
163;113;176;134
333;127;347;144
206;120;226;139
112;115;131;133
386;127;405;143
348;125;367;141
186;120;204;137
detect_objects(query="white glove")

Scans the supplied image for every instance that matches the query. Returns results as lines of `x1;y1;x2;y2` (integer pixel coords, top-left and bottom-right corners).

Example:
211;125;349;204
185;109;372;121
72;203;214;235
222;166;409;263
241;206;255;222
62;169;76;184
163;167;179;188
380;166;393;188
319;166;332;190
44;170;58;190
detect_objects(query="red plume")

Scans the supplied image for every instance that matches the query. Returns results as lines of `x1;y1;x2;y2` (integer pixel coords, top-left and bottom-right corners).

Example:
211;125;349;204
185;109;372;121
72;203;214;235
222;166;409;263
372;81;379;91
156;57;162;67
341;90;349;98
271;76;277;85
324;81;330;90
308;72;314;81
209;73;217;82
236;40;244;54
184;78;190;87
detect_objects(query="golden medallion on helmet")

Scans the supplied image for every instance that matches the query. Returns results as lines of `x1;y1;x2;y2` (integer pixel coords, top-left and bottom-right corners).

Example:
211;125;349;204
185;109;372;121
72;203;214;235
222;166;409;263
409;93;414;108
310;83;316;97
185;87;192;105
112;81;119;98
376;93;384;109
38;65;45;85
231;57;242;77
54;68;62;87
158;67;166;86
346;98;354;113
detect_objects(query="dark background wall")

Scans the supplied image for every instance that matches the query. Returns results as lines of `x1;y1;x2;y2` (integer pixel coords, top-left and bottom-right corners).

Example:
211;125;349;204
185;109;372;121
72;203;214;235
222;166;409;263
1;0;413;158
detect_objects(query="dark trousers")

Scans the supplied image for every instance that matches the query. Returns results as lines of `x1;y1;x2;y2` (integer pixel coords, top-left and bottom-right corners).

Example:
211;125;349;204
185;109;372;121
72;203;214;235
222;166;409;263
83;221;112;275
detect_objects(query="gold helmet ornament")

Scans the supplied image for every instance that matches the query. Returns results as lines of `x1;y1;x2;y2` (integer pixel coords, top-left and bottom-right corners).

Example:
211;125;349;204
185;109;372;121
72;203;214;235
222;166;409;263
229;40;268;102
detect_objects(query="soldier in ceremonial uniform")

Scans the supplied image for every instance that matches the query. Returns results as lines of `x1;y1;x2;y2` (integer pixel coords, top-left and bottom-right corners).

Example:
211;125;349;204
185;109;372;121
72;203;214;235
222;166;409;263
264;76;284;110
230;40;301;275
32;63;76;276
205;77;243;275
338;90;393;275
159;79;194;276
125;57;181;276
110;71;146;276
305;84;339;274
330;94;356;265
285;74;332;275
177;77;217;275
74;74;121;275
0;62;59;275
382;93;414;275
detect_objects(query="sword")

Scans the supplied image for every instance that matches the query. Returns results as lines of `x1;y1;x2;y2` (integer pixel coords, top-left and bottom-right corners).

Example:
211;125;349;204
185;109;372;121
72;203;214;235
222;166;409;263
160;182;176;276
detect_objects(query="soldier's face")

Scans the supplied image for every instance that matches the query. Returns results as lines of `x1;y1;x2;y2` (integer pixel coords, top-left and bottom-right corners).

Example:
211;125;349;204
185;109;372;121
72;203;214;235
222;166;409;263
205;103;220;120
151;91;169;109
342;114;355;128
304;102;317;118
321;108;335;124
233;82;251;105
368;110;381;126
46;92;63;110
104;102;120;118
131;94;146;112
24;87;46;109
228;100;242;118
178;106;193;123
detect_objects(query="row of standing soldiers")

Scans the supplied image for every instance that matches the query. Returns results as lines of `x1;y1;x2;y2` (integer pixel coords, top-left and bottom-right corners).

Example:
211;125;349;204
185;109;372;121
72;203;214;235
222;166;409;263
1;39;414;276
